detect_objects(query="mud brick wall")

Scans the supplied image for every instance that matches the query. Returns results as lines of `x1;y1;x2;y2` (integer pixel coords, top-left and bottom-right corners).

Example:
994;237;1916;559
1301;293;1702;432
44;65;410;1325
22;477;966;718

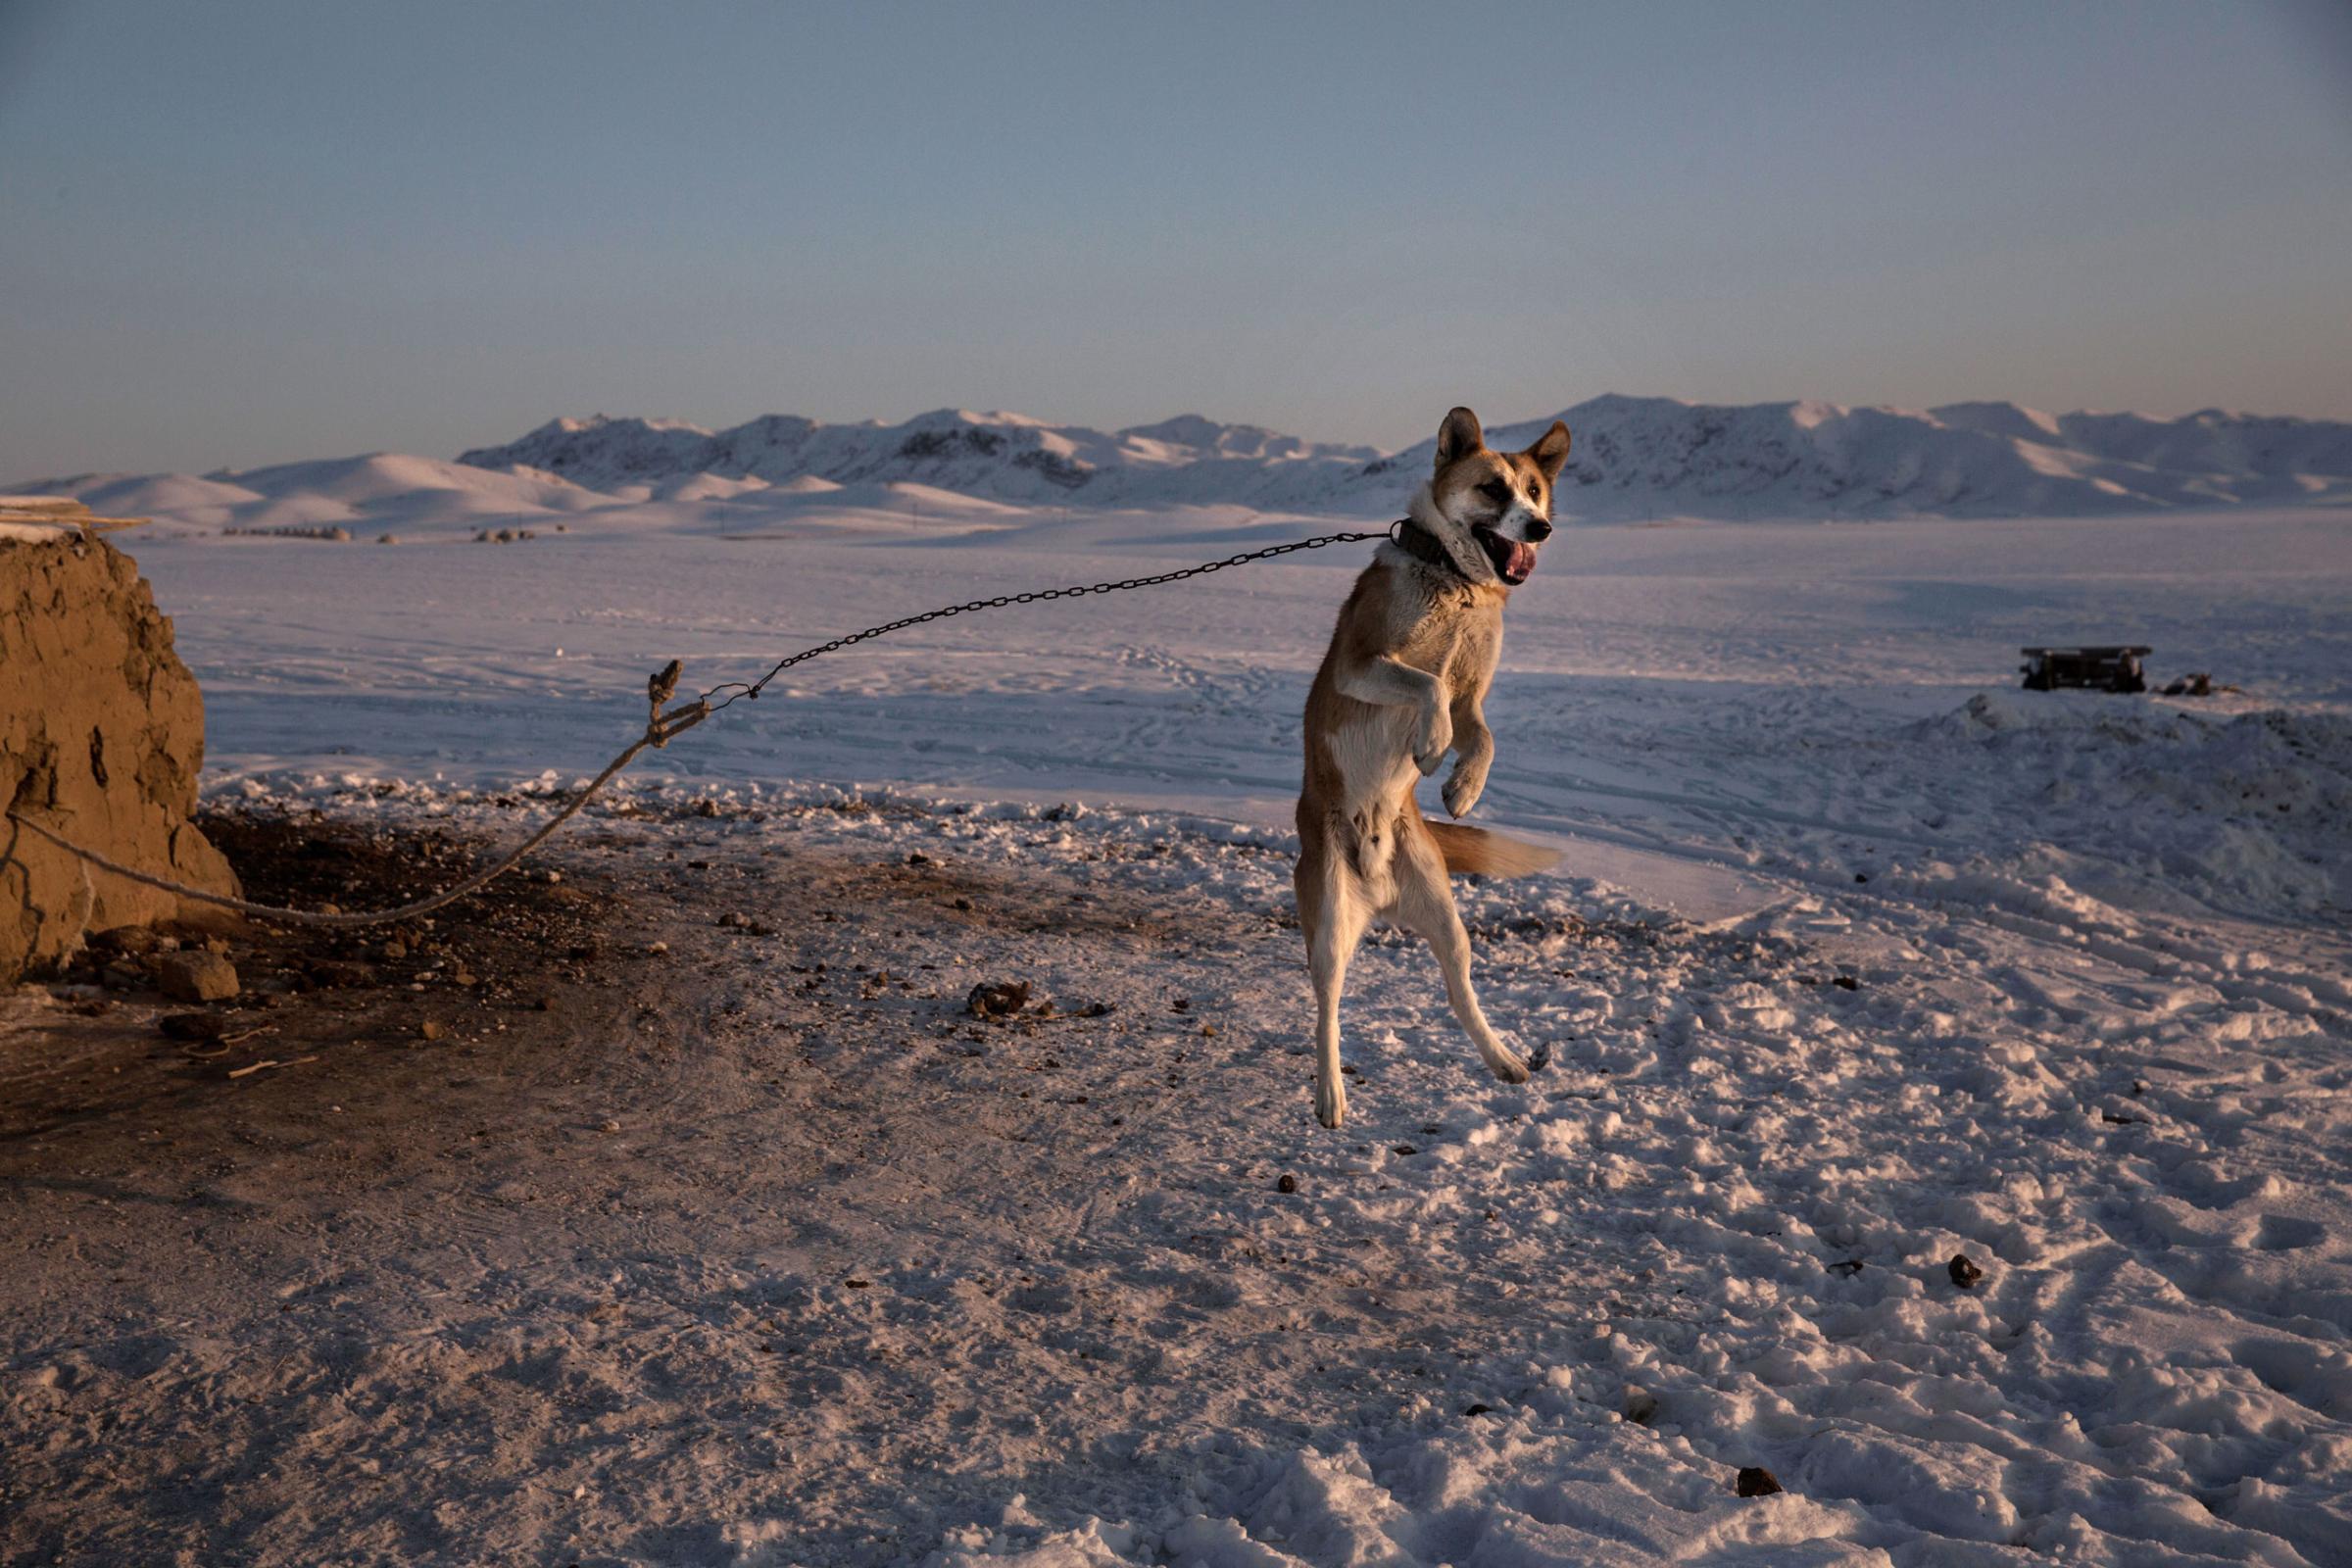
1;527;239;979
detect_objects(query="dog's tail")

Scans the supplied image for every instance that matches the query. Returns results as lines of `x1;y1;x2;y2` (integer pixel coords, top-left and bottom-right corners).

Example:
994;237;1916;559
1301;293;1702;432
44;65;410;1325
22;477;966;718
1423;820;1561;879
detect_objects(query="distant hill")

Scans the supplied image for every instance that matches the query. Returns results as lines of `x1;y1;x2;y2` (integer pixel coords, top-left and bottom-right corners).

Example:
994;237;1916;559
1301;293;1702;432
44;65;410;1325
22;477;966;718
1506;396;2352;518
454;408;1388;511
18;397;2350;532
455;398;2352;517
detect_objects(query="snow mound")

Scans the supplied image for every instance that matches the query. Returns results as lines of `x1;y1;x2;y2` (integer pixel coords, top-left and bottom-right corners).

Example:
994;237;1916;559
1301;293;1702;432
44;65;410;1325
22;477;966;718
24;471;267;528
212;452;593;513
1905;691;2352;918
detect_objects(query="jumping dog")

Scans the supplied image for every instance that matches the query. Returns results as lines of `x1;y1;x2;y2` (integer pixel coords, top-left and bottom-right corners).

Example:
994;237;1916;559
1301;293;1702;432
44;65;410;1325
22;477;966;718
1295;406;1568;1127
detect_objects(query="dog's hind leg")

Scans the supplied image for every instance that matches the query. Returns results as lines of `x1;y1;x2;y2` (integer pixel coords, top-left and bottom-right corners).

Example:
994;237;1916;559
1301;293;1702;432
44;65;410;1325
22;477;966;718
1297;842;1370;1128
1395;820;1529;1085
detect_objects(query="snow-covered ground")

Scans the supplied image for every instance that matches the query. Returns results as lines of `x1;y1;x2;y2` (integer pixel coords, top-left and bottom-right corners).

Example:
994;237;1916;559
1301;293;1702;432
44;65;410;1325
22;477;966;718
138;501;2352;926
19;499;2352;1564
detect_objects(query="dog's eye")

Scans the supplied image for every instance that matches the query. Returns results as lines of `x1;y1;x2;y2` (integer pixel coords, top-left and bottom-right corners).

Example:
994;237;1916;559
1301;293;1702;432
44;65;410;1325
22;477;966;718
1480;479;1512;504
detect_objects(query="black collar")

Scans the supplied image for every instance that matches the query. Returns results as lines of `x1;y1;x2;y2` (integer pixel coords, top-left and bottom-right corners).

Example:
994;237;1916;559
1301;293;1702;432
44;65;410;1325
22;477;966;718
1390;518;1471;579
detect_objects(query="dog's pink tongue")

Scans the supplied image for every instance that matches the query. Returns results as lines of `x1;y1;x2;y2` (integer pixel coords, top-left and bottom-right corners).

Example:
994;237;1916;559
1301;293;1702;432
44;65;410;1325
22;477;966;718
1506;541;1537;581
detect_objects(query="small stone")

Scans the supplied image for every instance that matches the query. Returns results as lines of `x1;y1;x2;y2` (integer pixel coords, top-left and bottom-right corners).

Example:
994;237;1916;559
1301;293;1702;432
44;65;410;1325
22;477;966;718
967;980;1031;1018
1200;1023;1217;1037
1391;1144;1418;1156
1623;1385;1659;1424
157;952;238;1003
1461;1402;1492;1417
647;942;668;956
533;995;554;1012
1276;1173;1298;1195
1948;1253;1985;1290
1832;976;1859;991
418;1019;444;1041
599;1118;621;1134
1736;1466;1783;1497
952;897;973;912
158;1012;228;1042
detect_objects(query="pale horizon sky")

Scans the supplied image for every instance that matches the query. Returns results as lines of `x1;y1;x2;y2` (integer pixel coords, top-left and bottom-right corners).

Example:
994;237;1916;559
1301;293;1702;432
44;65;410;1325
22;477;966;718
3;0;2348;480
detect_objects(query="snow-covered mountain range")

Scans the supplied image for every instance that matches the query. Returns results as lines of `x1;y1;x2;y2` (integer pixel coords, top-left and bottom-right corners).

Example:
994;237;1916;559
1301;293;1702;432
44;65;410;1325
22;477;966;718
22;396;2352;533
456;408;1388;511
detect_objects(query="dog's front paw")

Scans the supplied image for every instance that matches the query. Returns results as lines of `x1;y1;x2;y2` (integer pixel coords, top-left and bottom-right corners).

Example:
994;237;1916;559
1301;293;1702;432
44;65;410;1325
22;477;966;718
1315;1075;1348;1128
1412;710;1453;777
1443;760;1488;818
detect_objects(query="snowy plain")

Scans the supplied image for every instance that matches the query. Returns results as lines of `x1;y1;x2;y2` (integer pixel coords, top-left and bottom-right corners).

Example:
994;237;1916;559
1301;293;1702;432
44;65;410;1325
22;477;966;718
15;471;2352;1564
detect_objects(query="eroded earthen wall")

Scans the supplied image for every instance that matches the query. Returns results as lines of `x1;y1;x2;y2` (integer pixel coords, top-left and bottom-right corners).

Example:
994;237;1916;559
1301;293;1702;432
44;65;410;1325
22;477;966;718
2;529;239;980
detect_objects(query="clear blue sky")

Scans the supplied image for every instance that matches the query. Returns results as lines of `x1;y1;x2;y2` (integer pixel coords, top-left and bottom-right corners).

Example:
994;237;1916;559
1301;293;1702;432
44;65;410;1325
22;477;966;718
2;0;2347;478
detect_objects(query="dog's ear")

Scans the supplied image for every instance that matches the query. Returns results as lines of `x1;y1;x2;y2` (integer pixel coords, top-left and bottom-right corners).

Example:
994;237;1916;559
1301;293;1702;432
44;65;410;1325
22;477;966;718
1434;407;1485;470
1526;420;1572;481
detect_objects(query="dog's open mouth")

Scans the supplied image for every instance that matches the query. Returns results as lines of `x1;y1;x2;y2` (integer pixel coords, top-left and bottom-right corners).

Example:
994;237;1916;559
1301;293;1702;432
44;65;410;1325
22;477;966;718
1474;526;1538;586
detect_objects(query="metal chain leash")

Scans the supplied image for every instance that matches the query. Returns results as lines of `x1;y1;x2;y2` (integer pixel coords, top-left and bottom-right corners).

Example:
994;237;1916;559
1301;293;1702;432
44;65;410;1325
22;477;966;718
8;525;1396;927
697;527;1392;713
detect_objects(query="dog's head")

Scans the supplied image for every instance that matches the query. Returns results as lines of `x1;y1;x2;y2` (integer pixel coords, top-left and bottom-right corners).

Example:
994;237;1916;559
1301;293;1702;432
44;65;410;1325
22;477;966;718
1419;406;1571;588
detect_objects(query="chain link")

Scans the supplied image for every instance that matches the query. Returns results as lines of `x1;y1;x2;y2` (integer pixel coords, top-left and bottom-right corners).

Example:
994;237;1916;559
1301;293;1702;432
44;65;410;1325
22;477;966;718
698;528;1391;713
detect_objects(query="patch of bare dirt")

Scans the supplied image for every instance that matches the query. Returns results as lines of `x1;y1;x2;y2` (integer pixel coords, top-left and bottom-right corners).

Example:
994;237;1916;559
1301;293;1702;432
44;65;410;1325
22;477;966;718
1;808;634;1145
